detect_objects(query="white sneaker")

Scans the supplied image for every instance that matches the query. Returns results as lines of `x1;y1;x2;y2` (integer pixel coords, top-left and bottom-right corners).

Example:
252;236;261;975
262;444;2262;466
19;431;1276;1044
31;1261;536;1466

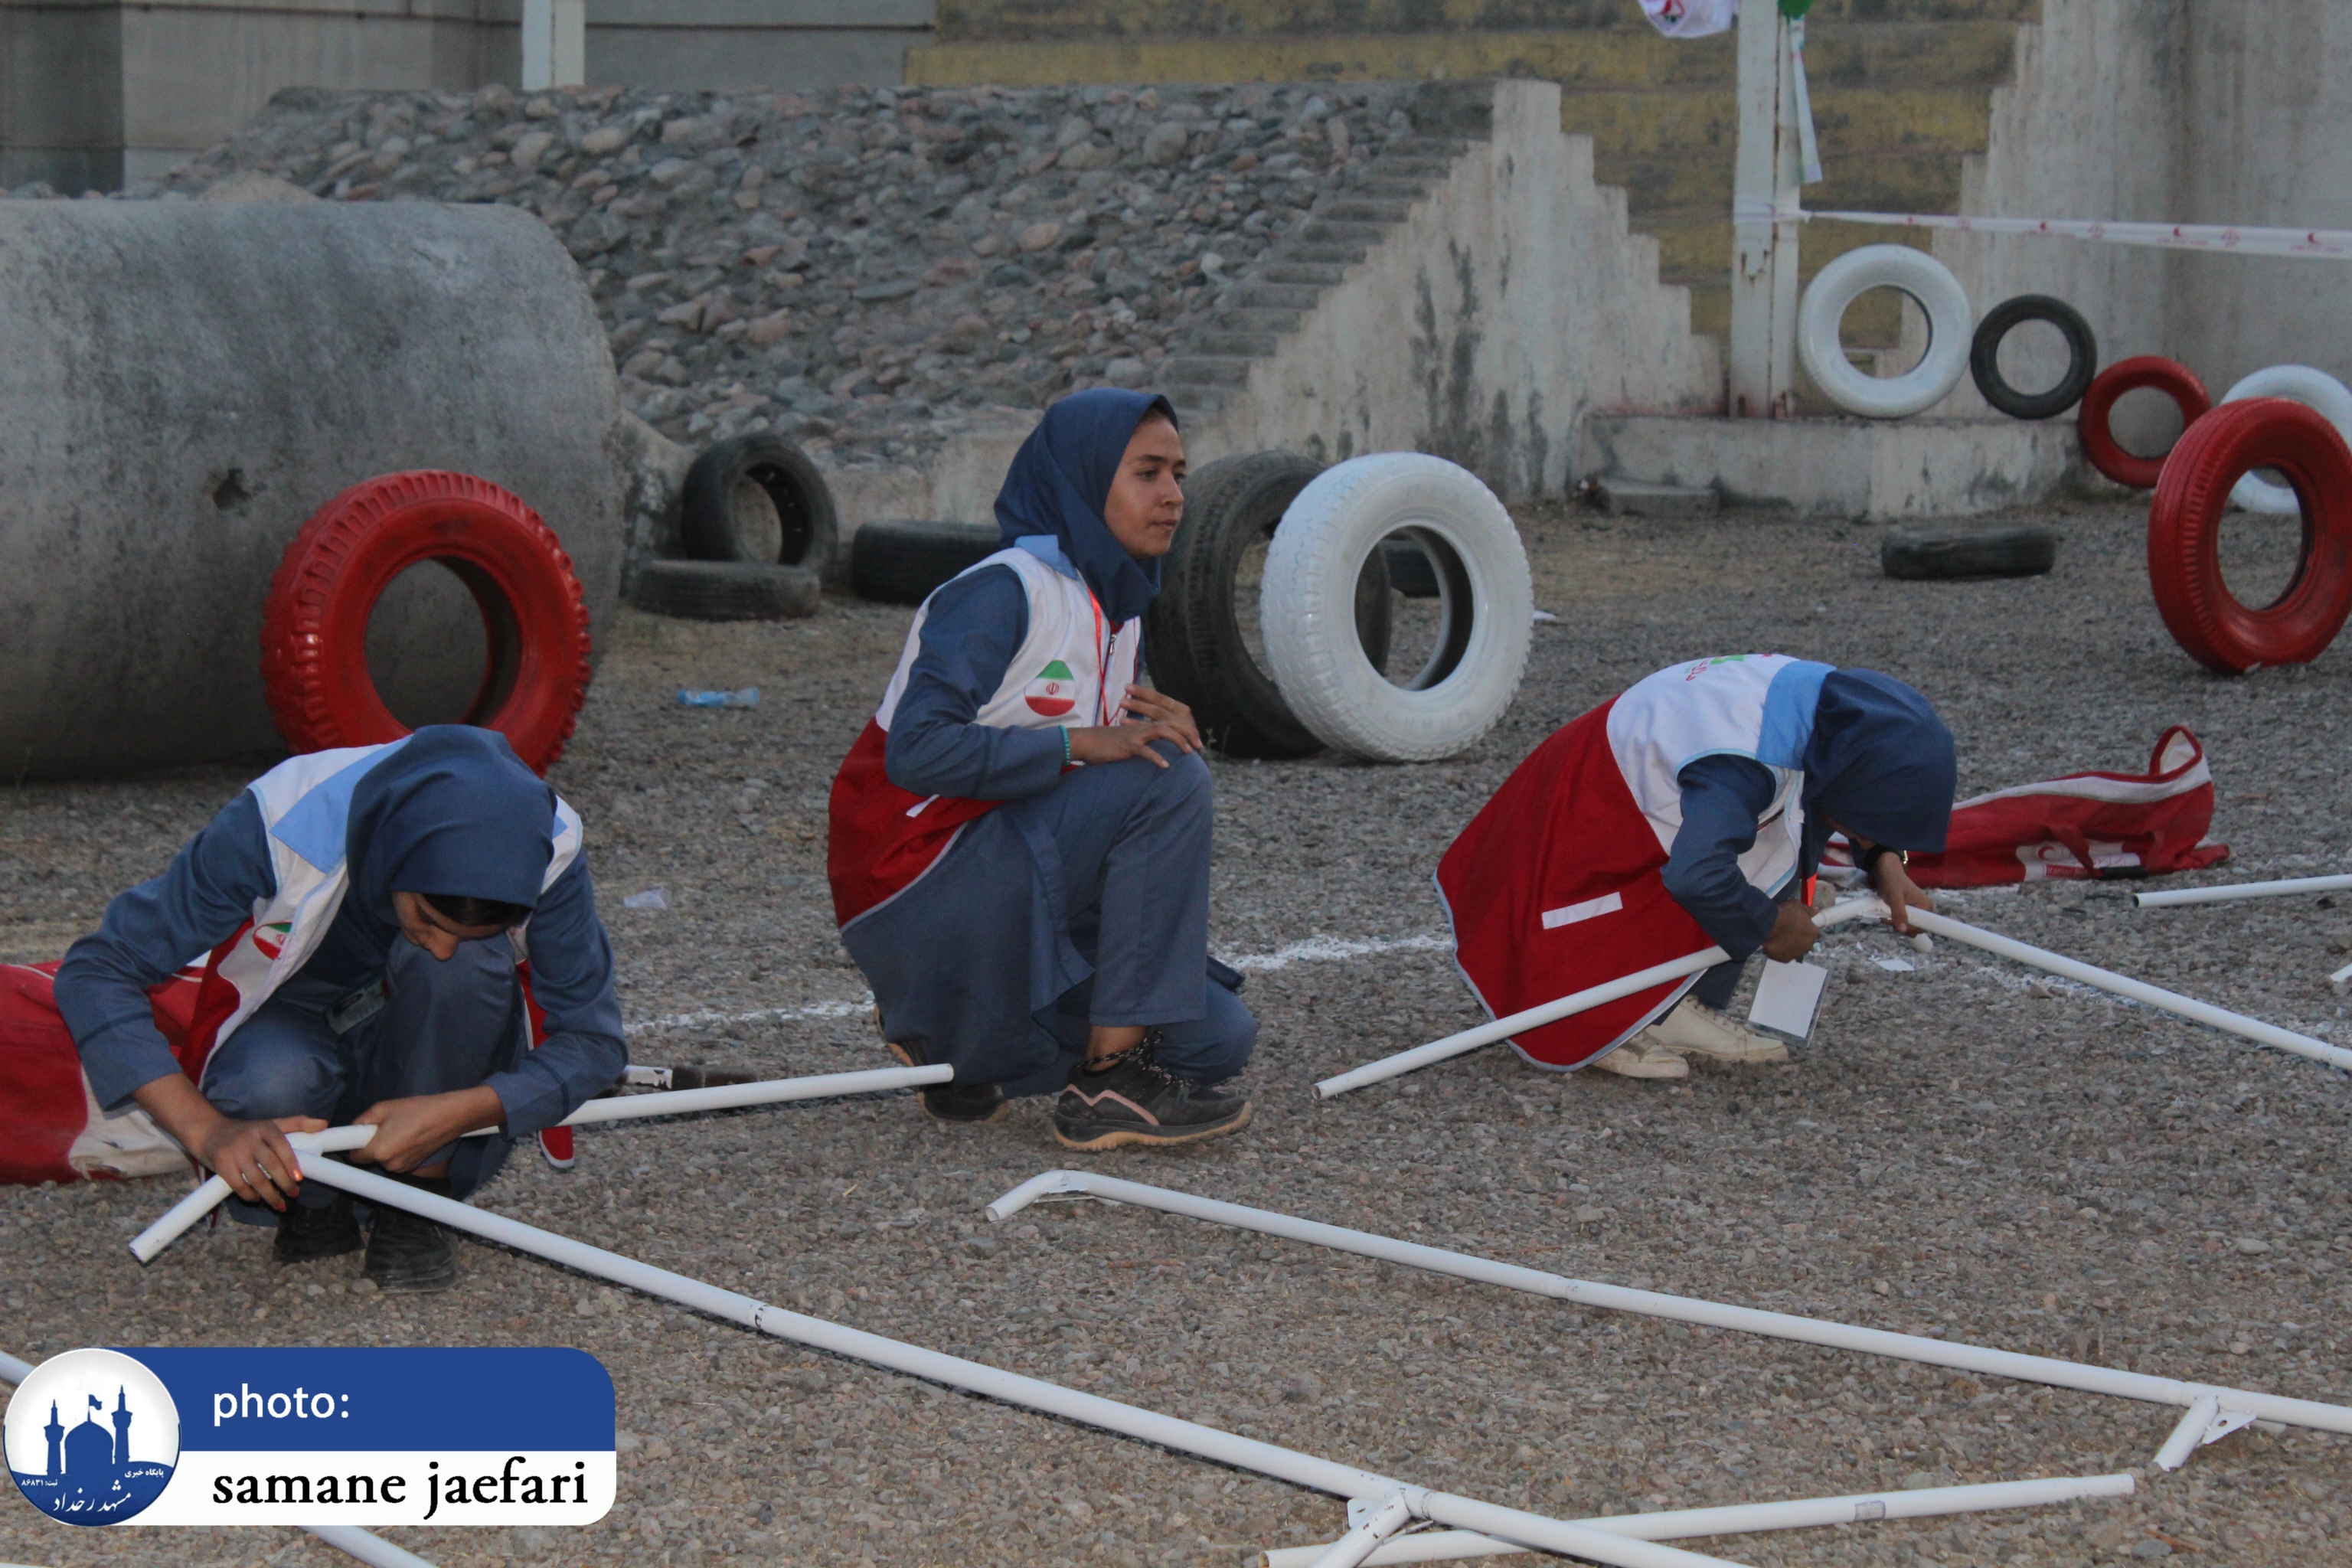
1586;1037;1690;1079
1646;998;1791;1063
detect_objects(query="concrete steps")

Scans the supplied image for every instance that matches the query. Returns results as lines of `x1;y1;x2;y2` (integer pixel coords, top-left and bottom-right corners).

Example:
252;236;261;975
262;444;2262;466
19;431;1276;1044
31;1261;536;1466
910;4;2037;374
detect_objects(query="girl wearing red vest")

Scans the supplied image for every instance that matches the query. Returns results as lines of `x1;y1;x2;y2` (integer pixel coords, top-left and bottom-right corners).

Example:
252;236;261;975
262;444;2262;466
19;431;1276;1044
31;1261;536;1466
828;390;1255;1149
1439;655;1954;1080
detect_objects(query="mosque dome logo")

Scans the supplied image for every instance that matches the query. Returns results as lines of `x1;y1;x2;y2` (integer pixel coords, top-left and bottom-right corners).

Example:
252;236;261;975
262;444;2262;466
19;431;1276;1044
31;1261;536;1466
5;1348;178;1524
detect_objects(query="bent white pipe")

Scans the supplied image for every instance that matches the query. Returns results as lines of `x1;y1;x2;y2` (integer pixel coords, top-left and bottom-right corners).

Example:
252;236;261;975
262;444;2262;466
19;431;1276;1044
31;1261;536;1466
1308;1492;1421;1568
2134;873;2352;909
1315;902;1884;1096
987;1171;2352;1437
274;1155;1753;1568
1902;907;2352;1071
127;1065;952;1263
1261;1473;2138;1568
0;1352;437;1568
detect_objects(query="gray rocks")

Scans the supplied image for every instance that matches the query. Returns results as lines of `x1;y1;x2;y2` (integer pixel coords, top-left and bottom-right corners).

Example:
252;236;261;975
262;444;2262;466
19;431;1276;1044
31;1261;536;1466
117;81;1439;472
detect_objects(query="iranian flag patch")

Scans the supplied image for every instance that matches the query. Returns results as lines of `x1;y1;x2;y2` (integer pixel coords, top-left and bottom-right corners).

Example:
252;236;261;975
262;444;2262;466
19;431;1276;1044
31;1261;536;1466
1024;659;1079;717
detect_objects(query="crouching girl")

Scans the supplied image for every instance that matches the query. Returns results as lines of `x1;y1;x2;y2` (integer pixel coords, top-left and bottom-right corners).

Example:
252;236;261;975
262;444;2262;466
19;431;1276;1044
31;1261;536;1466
827;390;1255;1149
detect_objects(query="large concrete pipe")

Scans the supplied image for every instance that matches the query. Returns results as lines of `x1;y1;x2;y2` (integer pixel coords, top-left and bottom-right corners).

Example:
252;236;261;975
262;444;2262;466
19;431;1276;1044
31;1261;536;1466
0;200;625;779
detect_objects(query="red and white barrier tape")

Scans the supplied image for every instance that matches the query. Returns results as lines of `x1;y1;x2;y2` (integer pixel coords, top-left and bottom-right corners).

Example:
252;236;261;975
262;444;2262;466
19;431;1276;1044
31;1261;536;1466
1733;200;2352;260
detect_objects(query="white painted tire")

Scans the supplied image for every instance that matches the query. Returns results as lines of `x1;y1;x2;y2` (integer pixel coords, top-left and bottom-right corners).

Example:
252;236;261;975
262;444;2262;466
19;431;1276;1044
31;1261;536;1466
1796;244;1974;419
1260;452;1532;763
2219;364;2352;514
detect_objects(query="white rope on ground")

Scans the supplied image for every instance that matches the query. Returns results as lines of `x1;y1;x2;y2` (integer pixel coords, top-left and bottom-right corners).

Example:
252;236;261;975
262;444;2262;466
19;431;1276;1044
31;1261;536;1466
625;933;1454;1035
0;1354;439;1568
1732;198;2352;259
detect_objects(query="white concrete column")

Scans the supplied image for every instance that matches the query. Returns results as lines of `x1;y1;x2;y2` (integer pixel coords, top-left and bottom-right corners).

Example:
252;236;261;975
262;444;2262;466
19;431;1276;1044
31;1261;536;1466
1728;2;1803;418
521;0;587;90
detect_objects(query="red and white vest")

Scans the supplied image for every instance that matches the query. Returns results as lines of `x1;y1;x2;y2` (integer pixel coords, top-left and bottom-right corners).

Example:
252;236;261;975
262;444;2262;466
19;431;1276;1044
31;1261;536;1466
2;740;581;1184
1439;655;1831;1070
828;544;1141;927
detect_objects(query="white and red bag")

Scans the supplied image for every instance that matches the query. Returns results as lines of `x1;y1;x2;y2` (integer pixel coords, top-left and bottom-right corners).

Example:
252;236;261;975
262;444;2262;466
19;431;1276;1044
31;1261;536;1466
1828;726;2230;889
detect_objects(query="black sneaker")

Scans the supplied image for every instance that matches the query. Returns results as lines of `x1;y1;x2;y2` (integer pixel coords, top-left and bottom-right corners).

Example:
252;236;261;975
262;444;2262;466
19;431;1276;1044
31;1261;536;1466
273;1192;361;1264
364;1181;459;1294
886;1037;1007;1125
1051;1035;1252;1151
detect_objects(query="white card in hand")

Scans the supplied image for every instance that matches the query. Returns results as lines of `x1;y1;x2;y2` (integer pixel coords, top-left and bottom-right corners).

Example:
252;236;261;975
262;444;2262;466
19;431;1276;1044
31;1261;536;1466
1748;959;1830;1041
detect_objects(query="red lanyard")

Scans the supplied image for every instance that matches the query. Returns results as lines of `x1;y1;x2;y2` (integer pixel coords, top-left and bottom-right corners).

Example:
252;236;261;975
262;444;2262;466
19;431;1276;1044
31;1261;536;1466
1087;590;1117;727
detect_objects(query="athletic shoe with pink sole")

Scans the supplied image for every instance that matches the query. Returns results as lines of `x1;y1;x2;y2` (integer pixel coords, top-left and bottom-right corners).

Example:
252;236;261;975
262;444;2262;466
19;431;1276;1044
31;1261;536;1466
1051;1034;1252;1151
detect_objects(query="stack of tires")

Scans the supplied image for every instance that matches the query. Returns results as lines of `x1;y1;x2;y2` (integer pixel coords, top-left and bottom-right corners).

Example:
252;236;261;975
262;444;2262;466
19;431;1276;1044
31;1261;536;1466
629;434;835;620
1148;451;1534;764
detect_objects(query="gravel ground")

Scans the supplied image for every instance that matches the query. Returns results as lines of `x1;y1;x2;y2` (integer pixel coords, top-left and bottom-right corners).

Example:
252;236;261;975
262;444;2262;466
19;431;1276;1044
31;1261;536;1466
5;498;2350;1568
41;80;1426;467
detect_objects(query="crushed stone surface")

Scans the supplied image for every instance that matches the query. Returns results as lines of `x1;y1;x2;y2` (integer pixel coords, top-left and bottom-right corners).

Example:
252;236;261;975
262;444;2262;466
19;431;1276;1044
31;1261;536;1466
47;80;1429;471
4;499;2350;1567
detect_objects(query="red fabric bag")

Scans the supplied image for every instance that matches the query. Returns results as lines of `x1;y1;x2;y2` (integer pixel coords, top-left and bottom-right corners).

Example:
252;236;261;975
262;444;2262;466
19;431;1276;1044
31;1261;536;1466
1829;727;2230;888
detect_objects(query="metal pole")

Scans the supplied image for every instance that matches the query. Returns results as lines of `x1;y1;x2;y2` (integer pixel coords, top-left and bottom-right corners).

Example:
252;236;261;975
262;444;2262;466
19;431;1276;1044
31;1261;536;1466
1728;0;1802;417
1902;908;2352;1071
1315;901;1882;1099
2134;873;2352;908
520;0;554;90
274;1155;1755;1568
128;1066;952;1264
1261;1473;2137;1568
987;1171;2352;1437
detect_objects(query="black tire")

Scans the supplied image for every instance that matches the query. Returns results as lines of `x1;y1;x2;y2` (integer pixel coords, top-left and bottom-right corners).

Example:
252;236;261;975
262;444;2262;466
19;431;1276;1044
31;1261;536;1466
1969;295;2098;420
1880;524;2059;581
850;520;1002;606
1144;451;1392;760
1382;537;1442;597
627;558;821;619
681;433;842;587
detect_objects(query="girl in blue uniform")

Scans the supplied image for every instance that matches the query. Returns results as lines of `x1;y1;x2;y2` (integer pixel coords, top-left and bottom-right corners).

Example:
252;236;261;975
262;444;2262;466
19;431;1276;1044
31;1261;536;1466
828;390;1255;1148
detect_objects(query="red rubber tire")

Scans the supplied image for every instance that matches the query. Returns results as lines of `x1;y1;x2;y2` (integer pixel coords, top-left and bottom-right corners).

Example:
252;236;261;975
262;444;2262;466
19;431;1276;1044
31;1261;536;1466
261;472;593;774
2147;398;2352;674
2079;355;2211;489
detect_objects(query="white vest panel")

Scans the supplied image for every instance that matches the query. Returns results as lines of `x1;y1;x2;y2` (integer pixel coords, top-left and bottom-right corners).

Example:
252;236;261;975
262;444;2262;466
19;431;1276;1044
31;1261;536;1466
1605;655;1833;895
874;546;1142;737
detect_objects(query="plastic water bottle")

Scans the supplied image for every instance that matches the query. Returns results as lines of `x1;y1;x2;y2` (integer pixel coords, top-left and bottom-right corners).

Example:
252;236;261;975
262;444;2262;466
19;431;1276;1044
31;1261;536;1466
679;688;760;707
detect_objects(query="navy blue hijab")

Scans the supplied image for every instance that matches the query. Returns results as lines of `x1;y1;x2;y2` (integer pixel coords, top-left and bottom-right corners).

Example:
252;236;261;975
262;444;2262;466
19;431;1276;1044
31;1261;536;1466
345;726;559;920
1801;669;1957;853
994;387;1177;624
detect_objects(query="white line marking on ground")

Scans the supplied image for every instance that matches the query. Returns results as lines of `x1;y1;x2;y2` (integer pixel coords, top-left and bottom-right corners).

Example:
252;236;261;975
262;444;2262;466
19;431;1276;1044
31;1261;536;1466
622;932;1454;1034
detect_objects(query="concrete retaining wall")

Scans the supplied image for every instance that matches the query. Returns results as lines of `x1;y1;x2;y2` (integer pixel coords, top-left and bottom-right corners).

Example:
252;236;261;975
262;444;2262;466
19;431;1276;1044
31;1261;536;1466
0;201;626;779
1186;80;1719;499
1932;0;2352;429
0;0;937;193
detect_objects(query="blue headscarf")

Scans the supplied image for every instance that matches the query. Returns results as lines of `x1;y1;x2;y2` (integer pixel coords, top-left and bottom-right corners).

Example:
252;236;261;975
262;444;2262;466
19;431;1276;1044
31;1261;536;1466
1801;669;1957;853
994;387;1178;624
344;726;559;920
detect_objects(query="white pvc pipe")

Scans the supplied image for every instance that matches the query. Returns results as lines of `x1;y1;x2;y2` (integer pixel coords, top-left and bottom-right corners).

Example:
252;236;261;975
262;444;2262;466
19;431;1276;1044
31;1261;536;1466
275;1155;1753;1568
305;1526;440;1568
1903;908;2352;1071
1315;902;1884;1097
2153;1393;2222;1472
126;1066;952;1263
0;1351;437;1568
988;1171;2352;1437
2331;960;2352;988
1261;1474;2138;1568
2134;873;2352;909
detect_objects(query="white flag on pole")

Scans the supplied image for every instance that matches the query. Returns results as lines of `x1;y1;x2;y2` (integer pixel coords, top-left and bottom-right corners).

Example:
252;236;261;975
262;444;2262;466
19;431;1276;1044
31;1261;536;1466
1639;0;1739;38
